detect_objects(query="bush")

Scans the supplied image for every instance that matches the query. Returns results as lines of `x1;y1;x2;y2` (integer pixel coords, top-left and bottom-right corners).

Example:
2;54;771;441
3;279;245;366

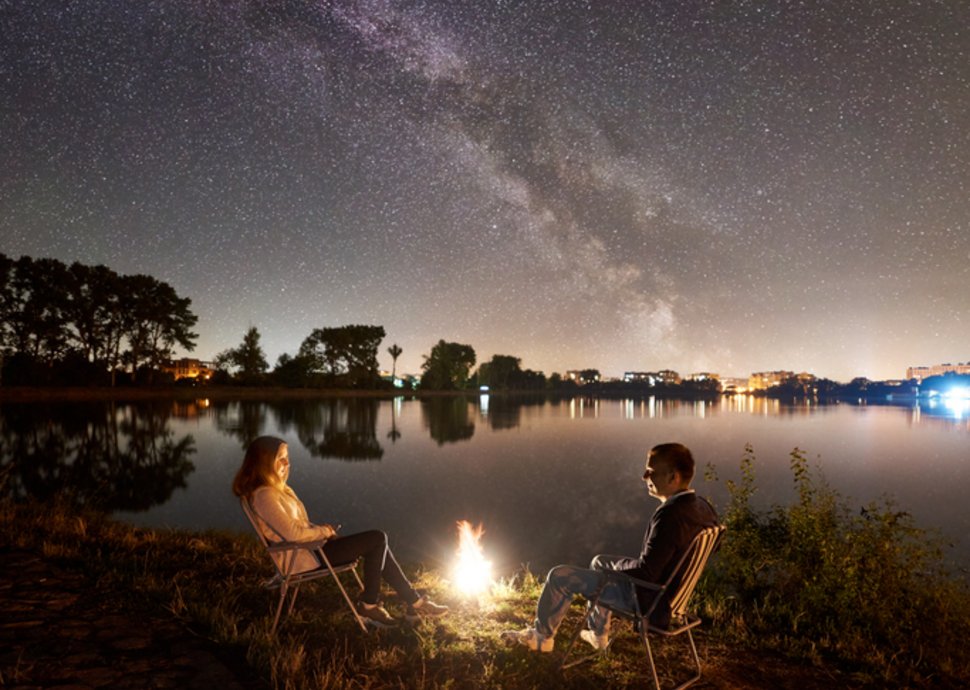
703;445;970;686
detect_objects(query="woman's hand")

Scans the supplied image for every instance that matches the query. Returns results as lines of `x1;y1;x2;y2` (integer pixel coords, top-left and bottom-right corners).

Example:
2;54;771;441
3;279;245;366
323;523;340;539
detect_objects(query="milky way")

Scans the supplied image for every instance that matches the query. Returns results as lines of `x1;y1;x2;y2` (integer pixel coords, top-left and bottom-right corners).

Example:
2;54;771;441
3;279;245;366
2;0;968;380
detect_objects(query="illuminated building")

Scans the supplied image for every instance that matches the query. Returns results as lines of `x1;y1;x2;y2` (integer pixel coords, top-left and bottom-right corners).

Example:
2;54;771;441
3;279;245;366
566;370;600;384
622;370;681;385
162;358;214;381
747;370;795;390
906;362;970;382
720;377;748;393
687;372;719;383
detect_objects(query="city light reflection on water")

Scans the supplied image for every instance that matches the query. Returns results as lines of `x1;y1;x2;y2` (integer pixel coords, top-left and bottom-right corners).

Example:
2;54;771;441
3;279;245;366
2;395;969;571
921;397;970;421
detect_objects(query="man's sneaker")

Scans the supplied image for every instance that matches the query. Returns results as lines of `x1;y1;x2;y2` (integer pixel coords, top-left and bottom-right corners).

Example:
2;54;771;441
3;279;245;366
580;629;610;651
356;601;397;628
501;627;555;653
405;596;449;622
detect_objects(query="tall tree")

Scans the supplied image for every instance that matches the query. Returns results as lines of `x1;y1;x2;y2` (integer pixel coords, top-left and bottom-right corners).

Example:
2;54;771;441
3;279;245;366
123;274;199;383
478;354;522;389
421;340;476;390
216;327;269;384
271;352;315;388
387;343;402;379
64;262;127;383
299;324;386;388
7;256;72;365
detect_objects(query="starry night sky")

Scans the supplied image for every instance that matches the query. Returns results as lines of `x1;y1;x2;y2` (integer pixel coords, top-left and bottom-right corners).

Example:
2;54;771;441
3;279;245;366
2;0;968;381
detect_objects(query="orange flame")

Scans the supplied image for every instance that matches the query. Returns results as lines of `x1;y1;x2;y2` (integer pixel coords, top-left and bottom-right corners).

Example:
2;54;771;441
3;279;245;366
453;520;492;595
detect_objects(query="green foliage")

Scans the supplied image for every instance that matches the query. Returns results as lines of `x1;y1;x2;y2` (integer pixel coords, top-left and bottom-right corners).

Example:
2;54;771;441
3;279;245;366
420;340;476;390
0;253;198;386
298;324;386;388
216;327;269;384
705;445;970;686
478;354;547;391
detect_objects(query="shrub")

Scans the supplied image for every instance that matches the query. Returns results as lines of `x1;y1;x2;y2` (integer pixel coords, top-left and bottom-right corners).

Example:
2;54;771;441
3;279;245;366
703;444;970;686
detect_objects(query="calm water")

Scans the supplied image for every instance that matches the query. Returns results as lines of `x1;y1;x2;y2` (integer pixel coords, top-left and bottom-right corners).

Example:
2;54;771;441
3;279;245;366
2;395;968;573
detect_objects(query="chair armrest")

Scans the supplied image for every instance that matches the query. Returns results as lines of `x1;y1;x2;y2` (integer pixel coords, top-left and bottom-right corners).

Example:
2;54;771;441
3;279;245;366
614;573;663;592
267;537;331;553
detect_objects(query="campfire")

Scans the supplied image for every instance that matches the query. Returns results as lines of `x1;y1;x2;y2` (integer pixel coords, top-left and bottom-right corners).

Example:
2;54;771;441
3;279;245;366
453;520;493;595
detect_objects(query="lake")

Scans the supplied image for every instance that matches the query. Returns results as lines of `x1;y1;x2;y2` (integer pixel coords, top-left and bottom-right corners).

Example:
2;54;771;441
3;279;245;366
2;394;968;574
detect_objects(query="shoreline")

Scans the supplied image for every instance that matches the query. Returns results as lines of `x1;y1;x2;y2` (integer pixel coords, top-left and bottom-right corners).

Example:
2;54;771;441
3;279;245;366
0;500;881;690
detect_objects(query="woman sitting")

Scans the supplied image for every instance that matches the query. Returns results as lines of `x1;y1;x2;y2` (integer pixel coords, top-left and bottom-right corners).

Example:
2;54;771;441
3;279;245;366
233;435;447;627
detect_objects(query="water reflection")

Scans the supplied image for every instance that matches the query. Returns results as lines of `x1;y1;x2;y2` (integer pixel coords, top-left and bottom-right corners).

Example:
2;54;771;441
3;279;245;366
208;399;386;460
211;400;268;449
482;394;545;430
1;394;967;569
387;397;403;443
277;399;383;461
910;400;970;431
0;402;196;511
180;395;970;463
421;397;475;445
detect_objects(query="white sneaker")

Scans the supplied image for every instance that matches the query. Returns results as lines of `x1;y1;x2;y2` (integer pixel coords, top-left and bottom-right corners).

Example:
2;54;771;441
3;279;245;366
502;627;555;653
580;629;609;651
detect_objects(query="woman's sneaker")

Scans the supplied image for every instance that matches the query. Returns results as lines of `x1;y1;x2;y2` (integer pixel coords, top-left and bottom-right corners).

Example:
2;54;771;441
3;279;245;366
356;601;397;628
405;595;449;622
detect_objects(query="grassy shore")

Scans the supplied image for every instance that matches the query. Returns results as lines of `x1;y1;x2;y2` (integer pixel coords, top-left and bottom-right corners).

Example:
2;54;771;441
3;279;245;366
2;437;968;688
3;471;969;689
1;497;711;689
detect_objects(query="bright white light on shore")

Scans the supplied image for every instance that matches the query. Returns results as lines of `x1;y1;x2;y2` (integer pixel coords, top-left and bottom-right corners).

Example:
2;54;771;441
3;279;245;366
453;520;492;595
943;386;970;400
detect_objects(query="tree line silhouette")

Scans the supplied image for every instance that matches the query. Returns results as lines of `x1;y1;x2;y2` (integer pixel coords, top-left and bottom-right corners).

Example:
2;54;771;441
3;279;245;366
5;253;951;398
0;253;197;386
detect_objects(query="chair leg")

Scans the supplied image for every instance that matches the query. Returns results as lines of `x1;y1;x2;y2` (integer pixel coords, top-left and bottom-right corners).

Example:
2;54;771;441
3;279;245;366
559;613;593;670
640;628;662;690
640;628;703;690
330;564;368;633
269;562;368;635
676;629;703;690
270;583;288;636
286;583;302;619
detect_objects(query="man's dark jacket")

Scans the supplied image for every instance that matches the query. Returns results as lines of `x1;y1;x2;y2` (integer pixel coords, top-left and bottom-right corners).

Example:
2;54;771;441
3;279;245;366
614;491;719;627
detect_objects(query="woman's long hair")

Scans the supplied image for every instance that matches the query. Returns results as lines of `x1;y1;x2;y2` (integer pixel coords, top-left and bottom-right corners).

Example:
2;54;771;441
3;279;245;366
233;435;288;497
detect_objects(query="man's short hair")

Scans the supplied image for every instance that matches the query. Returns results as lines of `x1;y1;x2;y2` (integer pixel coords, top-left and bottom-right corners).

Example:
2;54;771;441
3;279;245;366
650;442;695;482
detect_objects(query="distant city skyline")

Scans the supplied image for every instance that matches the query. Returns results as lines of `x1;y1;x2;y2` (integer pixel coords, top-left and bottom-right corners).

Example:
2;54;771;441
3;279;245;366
3;1;968;383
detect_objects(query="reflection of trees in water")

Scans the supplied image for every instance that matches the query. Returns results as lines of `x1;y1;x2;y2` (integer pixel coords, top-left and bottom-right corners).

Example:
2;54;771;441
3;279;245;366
210;400;268;449
0;402;195;512
273;399;384;461
422;397;475;445
387;398;402;443
481;394;546;430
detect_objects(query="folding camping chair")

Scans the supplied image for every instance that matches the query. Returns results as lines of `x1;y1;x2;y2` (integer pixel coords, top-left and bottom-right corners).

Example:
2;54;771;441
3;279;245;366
560;524;726;690
240;496;369;634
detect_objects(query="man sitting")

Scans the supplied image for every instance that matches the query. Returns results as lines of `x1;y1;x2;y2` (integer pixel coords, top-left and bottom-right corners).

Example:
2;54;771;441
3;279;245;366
504;442;719;652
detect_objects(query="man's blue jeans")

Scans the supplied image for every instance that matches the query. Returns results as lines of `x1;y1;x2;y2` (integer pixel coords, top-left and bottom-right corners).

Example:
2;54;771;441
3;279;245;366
533;554;638;638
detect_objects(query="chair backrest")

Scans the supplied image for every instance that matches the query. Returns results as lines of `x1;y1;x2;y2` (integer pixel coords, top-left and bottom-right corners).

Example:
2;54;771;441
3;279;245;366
240;496;289;576
666;524;726;618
